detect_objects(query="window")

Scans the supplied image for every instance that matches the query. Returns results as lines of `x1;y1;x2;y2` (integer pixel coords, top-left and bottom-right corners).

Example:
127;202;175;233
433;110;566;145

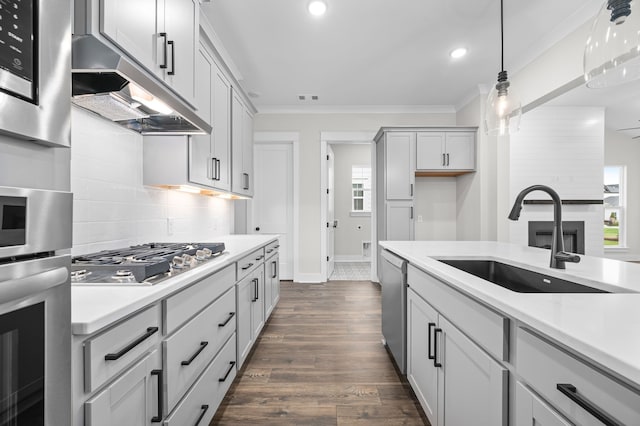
604;166;625;247
352;166;371;214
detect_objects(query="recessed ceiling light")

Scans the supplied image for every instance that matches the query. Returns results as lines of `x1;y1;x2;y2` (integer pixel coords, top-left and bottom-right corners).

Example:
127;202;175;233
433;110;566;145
308;1;327;17
450;47;468;59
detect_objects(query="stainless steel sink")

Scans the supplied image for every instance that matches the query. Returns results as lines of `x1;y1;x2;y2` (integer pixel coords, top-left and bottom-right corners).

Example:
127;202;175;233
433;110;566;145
438;259;608;293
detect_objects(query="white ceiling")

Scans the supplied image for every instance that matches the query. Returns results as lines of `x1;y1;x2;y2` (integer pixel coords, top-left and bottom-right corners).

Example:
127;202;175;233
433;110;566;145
202;0;603;113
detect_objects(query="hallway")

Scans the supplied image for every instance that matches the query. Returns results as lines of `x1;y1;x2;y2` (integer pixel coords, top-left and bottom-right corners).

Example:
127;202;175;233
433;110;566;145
212;281;428;425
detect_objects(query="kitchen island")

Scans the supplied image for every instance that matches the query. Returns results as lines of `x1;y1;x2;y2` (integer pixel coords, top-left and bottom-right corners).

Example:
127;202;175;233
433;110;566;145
71;234;280;426
380;240;640;426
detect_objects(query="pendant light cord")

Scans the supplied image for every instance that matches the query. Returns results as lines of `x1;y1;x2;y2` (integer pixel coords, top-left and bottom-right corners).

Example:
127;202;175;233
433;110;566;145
500;0;504;72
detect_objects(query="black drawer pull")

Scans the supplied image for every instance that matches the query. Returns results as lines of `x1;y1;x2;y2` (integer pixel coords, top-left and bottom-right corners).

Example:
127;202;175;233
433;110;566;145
167;40;175;75
252;278;259;302
557;384;621;426
274;245;280;249
219;361;236;382
266;249;274;254
218;312;235;327
151;369;163;422
159;33;168;69
271;261;277;279
427;322;436;360
255;255;264;261
433;328;442;368
104;327;158;361
181;341;208;366
241;263;254;270
194;404;209;426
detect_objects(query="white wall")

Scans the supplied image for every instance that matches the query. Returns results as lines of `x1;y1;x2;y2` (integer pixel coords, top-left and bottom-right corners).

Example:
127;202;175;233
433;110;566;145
71;107;234;255
414;177;457;240
253;112;456;276
332;144;372;261
509;106;604;256
604;128;640;261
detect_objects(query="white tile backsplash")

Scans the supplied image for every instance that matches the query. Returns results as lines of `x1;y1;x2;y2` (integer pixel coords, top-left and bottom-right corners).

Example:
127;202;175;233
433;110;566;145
70;107;234;255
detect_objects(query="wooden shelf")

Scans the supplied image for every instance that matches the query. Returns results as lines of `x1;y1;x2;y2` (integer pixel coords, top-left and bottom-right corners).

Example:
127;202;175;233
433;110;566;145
415;170;475;177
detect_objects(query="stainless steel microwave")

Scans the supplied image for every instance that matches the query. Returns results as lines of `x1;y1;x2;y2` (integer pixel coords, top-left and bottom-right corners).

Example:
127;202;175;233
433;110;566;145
0;0;70;148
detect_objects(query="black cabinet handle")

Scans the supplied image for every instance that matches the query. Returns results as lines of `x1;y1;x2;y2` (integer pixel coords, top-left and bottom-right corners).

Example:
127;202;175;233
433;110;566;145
274;245;280;249
446;153;450;166
271;261;277;279
181;341;208;366
266;248;273;253
150;369;163;422
210;157;216;181
216;159;221;181
255;255;264;261
167;40;175;75
194;405;209;426
433;328;442;368
251;278;259;302
410;206;414;220
241;263;254;271
556;384;620;426
159;33;168;69
218;312;235;327
410;183;414;196
105;327;158;361
243;173;249;190
218;361;236;382
427;322;436;360
442;153;446;166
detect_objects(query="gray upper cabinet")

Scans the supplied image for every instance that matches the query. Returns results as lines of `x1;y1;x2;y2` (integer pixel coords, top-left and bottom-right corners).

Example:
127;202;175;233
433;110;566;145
231;90;254;197
385;132;415;200
189;43;231;191
416;131;475;171
100;0;198;105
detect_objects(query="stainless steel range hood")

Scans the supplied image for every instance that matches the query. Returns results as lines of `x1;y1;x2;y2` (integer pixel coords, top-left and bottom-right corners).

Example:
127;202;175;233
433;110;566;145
71;35;211;135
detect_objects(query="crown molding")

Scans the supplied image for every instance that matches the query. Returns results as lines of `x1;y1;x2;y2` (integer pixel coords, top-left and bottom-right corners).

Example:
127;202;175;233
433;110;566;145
255;104;456;114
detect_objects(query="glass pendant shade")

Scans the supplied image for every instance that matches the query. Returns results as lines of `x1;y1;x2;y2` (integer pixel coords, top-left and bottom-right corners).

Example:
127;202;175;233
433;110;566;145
584;0;640;88
484;71;522;136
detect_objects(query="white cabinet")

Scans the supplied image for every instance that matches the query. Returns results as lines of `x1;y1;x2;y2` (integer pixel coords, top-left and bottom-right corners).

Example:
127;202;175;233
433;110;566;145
189;43;231;191
515;382;572;426
236;267;264;368
407;269;508;426
386;201;414;240
384;132;415;200
100;0;198;105
416;131;475;171
265;252;280;318
231;90;254;196
84;349;162;426
251;267;266;339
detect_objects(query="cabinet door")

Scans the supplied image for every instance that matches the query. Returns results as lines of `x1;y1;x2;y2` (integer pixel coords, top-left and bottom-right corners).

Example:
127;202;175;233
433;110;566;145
445;132;475;170
264;264;274;319
101;0;158;75
212;63;231;191
386;201;414;240
407;290;439;426
385;132;415;199
85;349;162;426
236;276;253;369
163;0;197;105
231;91;245;194
188;45;213;187
242;108;255;196
416;132;445;170
438;316;508;426
251;268;265;339
515;382;572;426
270;254;280;309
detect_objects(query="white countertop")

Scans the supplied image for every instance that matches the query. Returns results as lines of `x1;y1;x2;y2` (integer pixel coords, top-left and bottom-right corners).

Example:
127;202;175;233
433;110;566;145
71;234;277;335
379;240;640;389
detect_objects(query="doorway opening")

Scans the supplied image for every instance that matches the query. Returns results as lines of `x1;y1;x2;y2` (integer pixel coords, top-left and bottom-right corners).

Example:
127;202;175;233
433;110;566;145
321;132;376;282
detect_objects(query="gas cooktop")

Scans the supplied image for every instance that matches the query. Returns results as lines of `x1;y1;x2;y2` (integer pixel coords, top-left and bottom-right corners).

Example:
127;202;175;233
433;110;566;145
70;242;226;285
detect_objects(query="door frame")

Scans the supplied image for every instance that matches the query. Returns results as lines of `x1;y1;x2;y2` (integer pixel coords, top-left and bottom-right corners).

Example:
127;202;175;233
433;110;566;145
320;132;377;282
252;132;300;282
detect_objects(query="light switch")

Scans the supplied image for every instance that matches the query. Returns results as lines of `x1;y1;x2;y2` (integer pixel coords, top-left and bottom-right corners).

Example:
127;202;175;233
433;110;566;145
417;215;423;223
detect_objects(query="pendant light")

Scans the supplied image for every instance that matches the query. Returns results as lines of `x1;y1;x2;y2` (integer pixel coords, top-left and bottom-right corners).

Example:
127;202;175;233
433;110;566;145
484;0;522;136
584;0;640;88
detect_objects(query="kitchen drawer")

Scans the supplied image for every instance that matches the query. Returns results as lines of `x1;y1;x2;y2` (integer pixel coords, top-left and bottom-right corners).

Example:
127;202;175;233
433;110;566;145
164;287;236;411
164;263;235;334
164;333;237;426
84;304;161;393
236;247;265;281
265;240;280;259
407;264;508;361
517;327;640;426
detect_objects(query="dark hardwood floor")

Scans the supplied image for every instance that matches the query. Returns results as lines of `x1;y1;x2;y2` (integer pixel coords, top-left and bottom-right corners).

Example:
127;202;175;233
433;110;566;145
212;280;429;425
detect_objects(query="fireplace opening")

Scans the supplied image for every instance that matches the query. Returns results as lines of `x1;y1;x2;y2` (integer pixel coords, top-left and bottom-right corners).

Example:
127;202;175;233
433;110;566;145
528;221;585;254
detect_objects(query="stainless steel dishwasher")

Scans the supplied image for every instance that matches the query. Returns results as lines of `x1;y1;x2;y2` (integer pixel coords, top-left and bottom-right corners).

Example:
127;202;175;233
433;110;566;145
380;249;407;374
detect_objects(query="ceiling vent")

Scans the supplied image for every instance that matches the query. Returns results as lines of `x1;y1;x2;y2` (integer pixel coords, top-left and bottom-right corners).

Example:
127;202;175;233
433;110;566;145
297;94;319;101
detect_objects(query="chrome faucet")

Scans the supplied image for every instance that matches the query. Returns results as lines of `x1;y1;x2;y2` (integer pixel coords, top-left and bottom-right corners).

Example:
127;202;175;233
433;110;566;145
508;185;581;269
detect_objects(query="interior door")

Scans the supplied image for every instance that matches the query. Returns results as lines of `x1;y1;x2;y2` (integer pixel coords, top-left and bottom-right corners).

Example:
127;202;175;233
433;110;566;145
250;143;293;280
327;145;335;279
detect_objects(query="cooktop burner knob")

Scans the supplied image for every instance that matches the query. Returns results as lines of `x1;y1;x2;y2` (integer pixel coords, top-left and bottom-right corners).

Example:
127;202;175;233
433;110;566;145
202;248;212;257
172;256;185;269
195;250;206;261
182;254;194;266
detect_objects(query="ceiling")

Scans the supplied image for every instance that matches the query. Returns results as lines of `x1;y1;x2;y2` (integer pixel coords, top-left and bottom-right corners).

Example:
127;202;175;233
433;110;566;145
202;0;603;112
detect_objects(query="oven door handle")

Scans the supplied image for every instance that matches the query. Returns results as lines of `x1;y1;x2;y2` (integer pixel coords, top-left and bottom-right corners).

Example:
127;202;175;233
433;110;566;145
0;266;68;305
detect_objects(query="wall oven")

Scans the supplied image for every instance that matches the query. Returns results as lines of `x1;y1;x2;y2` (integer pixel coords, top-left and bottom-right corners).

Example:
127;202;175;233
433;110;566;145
0;186;72;426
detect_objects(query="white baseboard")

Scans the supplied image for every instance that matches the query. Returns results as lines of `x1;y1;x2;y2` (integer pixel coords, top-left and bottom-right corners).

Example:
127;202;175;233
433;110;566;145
294;273;324;283
335;255;371;263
